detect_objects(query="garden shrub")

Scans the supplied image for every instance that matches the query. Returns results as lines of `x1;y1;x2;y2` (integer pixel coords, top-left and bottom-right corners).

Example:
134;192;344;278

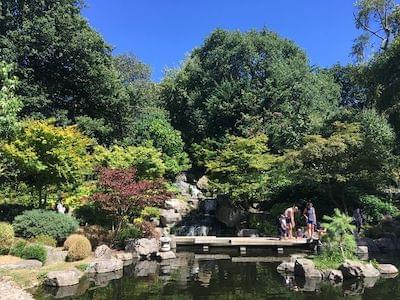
74;203;113;228
76;225;112;248
66;235;92;261
21;244;47;263
140;206;160;220
13;209;79;242
114;225;143;247
64;234;84;250
0;222;15;254
9;239;27;257
32;234;57;247
359;195;399;222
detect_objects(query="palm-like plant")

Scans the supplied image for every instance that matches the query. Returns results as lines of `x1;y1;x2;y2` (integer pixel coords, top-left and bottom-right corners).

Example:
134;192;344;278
322;208;356;258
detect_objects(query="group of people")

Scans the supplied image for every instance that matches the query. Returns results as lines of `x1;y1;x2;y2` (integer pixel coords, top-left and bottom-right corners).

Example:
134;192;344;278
277;202;318;241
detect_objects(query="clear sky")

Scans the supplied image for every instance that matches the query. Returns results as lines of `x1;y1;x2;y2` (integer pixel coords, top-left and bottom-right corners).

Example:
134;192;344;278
83;0;359;81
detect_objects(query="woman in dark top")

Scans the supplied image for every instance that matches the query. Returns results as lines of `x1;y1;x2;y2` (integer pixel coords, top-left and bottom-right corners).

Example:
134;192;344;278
353;208;363;234
303;202;316;240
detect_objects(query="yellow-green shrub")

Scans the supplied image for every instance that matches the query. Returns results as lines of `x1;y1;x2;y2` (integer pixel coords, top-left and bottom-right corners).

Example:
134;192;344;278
32;234;57;247
63;234;83;250
0;222;14;254
67;235;92;261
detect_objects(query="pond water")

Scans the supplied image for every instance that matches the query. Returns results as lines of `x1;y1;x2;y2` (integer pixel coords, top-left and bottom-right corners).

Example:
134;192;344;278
33;249;400;300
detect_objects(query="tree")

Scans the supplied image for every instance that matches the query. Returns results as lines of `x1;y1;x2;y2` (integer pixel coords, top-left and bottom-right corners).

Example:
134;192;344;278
0;120;93;205
90;168;172;232
0;61;22;140
0;0;127;144
123;107;191;177
353;0;400;60
161;29;340;153
205;134;277;208
113;53;151;84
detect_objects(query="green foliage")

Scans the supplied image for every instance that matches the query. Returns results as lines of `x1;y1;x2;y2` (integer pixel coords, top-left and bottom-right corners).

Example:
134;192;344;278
31;234;57;247
0;61;22;140
248;215;277;236
113;53;151;84
0;222;14;254
123;107;190;177
140;207;160;220
114;225;143;247
206;134;277;208
360;195;399;222
9;239;27;257
66;235;92;261
0;0;128;144
94;144;166;179
0;120;93;204
322;209;357;260
21;243;47;263
74;203;113;228
13;209;79;242
161;29;340;152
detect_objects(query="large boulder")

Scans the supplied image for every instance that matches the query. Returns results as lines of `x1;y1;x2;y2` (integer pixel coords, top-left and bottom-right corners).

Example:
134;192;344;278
44;269;82;287
216;200;246;228
45;248;68;265
294;259;322;279
277;261;295;273
339;260;380;279
196;176;209;191
377;264;399;275
113;251;134;261
374;237;397;251
135;238;159;257
94;245;113;259
327;270;343;283
157;251;176;260
165;198;190;215
160;209;182;227
0;277;33;300
357;238;380;252
87;258;123;274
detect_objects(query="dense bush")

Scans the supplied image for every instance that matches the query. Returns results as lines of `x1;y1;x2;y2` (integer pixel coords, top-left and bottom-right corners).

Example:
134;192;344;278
74;203;114;228
31;234;57;247
359;195;399;222
0;203;33;223
114;225;143;247
76;225;112;248
0;222;15;254
9;239;27;257
64;234;84;250
21;244;47;263
13;210;79;242
140;207;160;220
66;235;92;261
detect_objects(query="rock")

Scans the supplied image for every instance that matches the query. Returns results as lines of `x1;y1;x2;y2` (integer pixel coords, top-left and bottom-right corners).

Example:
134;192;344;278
237;229;259;237
196;176;209;191
377;263;399;275
0;277;34;300
44;269;82;287
327;270;343;283
87;258;123;274
157;251;176;260
277;261;295;273
94;244;113;259
0;259;42;270
356;246;368;254
113;251;134;261
150;217;160;227
357;237;380;252
216;200;245;228
339;260;380;279
294;259;322;279
201;199;217;215
375;237;397;251
160;209;182;227
124;238;137;253
134;260;158;277
165;198;190;214
45;248;68;265
135;238;159;257
89;269;123;287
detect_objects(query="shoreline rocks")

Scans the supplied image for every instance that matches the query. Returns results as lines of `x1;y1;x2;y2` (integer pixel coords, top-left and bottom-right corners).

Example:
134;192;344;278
339;260;380;279
294;258;322;279
87;258;123;274
44;269;82;287
0;277;33;300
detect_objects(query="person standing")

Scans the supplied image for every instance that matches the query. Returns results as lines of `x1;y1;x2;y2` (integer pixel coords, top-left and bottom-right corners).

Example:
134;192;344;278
303;202;316;240
284;205;298;239
353;208;363;234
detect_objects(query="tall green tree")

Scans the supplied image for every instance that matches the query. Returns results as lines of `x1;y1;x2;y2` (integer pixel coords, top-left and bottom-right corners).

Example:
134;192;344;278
0;0;127;144
353;0;400;60
161;29;340;153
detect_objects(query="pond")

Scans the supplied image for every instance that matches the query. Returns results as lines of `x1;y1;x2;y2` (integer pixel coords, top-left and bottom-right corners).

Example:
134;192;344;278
32;250;400;299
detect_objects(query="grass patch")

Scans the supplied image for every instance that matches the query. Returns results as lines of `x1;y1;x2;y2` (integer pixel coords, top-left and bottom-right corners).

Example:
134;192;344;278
313;255;344;270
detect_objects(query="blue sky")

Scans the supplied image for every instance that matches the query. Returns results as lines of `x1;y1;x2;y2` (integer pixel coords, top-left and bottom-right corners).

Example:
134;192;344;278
83;1;359;81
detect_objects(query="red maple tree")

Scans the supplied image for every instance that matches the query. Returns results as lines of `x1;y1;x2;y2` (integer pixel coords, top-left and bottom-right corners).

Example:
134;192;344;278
90;168;172;232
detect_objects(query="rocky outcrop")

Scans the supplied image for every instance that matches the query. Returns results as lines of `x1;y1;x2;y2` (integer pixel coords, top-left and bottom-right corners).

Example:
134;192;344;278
87;258;123;274
160;209;182;227
356;246;368;255
327;270;343;283
294;259;322;279
45;248;68;265
0;259;42;270
377;263;399;275
357;237;400;252
339;260;380;279
0;277;33;300
157;251;176;260
44;269;82;287
196;176;209;191
94;245;113;259
134;238;159;258
165;198;190;214
113;251;134;261
216;199;246;228
277;261;295;273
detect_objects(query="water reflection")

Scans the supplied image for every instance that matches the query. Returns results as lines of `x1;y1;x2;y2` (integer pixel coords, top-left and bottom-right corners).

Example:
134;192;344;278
33;251;400;300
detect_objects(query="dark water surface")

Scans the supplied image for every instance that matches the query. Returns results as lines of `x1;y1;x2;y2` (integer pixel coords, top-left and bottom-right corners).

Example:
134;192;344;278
33;250;400;300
